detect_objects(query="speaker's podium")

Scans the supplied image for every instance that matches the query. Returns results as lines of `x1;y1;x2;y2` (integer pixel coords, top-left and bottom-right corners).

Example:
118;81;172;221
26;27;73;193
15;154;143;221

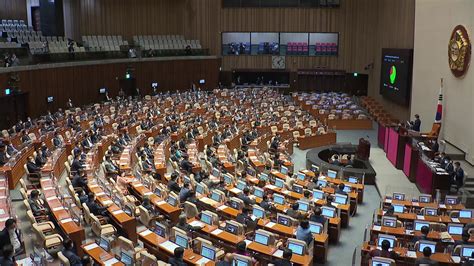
119;78;137;96
386;125;410;170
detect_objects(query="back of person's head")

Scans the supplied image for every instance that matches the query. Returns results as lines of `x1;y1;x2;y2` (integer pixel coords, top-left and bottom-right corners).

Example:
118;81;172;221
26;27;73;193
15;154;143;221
415;114;420;119
183;182;190;188
178;214;187;225
300;220;309;229
88;193;95;201
422;246;432;258
455;162;461;167
334;155;339;160
171;172;179;180
381;240;390;251
241;207;250;215
31;189;40;199
5;218;16;230
421;225;429;235
292;202;299;210
462;231;470;241
236;241;247;253
303;190;311;198
282;248;293;260
63;239;74;250
243;187;250;195
2;244;13;258
174;247;184;259
314;207;322;216
338;183;345;191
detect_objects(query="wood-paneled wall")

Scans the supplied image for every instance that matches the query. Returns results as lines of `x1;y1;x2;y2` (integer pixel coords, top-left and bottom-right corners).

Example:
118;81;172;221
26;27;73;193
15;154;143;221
0;0;27;20
0;58;220;118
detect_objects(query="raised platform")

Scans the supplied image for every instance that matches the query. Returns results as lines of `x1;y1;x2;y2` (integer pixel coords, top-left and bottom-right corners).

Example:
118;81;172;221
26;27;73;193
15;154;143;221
305;143;376;184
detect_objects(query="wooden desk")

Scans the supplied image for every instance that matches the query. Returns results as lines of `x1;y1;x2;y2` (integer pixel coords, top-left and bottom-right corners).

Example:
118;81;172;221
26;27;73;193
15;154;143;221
327;119;372;130
0;145;34;189
247;241;313;266
297;132;337;150
81;242;124;266
376;209;474;225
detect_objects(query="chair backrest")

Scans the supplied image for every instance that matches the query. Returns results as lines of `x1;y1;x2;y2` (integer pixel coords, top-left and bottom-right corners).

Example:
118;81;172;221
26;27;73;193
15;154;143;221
118;236;135;251
26;210;36;224
23;164;30;174
183;201;199;218
58;251;71;266
138;205;151;226
23;199;32;211
82;203;92;224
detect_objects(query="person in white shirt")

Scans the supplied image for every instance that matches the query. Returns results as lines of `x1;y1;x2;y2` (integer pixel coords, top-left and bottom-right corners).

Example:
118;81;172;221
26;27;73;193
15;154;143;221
0;218;23;256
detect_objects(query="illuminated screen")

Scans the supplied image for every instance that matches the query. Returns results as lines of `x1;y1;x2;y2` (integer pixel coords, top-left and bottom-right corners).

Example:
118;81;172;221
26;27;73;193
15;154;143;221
309;223;322;234
253;208;264;218
377;236;395;248
380;48;413;105
222;32;251;55
175;235;188;248
288;242;304;255
255;233;269;245
254;188;264;198
418;242;435;253
414;221;430;231
201;245;216;260
448;224;463;235
274;194;285;205
201;213;212;225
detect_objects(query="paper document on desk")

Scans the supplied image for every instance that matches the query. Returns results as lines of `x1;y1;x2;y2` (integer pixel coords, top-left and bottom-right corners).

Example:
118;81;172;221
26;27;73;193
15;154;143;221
273;249;284;258
372;225;381;231
229;188;241;194
52;207;64;212
451;256;461;263
102;200;113;206
60;218;73;224
84;243;98;251
385;199;392;204
104;258;119;266
95;192;105;196
416;215;425;220
211;228;223;235
244;239;252;246
112;210;124;215
406;251;417;258
266;222;276;228
217;205;227;211
157;201;167;205
405;229;413;235
412;202;419;207
265;184;277;190
140;229;152;236
159;240;179;253
196;257;210;265
439;204;446;209
451;218;461;223
190;221;204;227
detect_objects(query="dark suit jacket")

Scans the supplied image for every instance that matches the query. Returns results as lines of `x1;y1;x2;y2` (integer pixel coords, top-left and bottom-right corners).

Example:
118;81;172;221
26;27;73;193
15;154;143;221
0;256;14;266
238;194;256;206
415;257;438;265
27;161;41;174
0;152;8;166
168;257;187;266
413;119;421;132
274;259;292;266
0;228;22;256
62;249;83;266
168;180;181;193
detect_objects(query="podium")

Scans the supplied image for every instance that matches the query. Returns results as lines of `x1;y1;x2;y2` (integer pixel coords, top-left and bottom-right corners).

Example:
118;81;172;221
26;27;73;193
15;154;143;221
386;127;410;170
402;142;419;182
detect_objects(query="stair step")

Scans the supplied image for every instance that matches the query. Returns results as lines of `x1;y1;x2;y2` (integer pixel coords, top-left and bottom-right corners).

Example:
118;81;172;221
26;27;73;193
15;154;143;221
464;182;474;188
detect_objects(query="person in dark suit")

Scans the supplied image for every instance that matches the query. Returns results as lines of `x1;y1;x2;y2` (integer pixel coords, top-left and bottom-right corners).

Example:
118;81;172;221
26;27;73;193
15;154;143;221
53;132;63;148
167;173;181;193
411;114;421;132
275;248;292;266
28;190;47;217
0;144;8;167
86;193;108;216
71;170;88;190
331;155;342;166
34;148;46;167
309;207;327;225
412;226;429;244
21;130;31;144
415;246;438;265
452;162;465;189
71;154;85;173
260;194;275;212
238;187;256;206
0;244;14;266
0;219;23;257
168;247;187;266
286;203;306;220
179;155;194;173
103;155;119;178
336;183;348;195
369;239;399;259
62;239;89;266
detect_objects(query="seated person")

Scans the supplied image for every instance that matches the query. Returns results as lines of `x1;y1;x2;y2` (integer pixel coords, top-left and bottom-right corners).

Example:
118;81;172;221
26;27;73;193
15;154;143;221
415;246;438;265
260;194;276;212
296;220;313;246
169;247;187;266
62;239;90;266
141;196;155;214
412;226;429;243
454;231;471;247
286;203;306;220
76;188;88;204
336;183;348;195
103;155;120;178
179;155;194;173
179;182;191;203
34;148;46;167
238;187;256;206
275;248;292;266
369;239;399;259
309;207;327;225
0;144;8;166
0;219;24;257
71;170;88;190
331;155;342;166
167;173;181;193
53;132;63;148
86;193;108;216
176;214;201;232
236;208;257;229
233;241;256;264
0;244;14;266
70;154;85;173
28;190;48;216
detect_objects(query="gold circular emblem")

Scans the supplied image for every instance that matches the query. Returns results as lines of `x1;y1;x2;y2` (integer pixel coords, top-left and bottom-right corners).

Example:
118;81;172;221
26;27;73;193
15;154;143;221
449;25;471;77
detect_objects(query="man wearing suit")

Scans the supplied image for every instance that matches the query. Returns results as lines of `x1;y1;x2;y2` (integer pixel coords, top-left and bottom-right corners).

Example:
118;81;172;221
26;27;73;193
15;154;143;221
26;156;41;175
0;244;15;265
0;144;8;166
86;193;108;216
53;132;63;148
452;162;465;189
104;155;119;178
71;154;85;173
411;114;421;132
62;239;88;266
0;219;23;257
238;188;256;206
415;247;438;265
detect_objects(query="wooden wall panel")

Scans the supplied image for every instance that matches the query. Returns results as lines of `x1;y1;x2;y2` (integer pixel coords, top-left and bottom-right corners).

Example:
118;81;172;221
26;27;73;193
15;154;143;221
0;0;27;20
0;58;220;118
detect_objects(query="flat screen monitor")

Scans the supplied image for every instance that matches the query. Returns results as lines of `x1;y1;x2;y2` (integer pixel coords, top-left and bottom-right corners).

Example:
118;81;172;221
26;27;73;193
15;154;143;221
313;189;325;200
327;170;337;179
4;88;11;95
236;181;246;190
280;165;289;175
273;194;285;205
348;177;358;184
297;172;306;181
196;183;204;195
233;257;250;266
254;232;269;246
418;240;436;253
210;191;221;202
254;188;264;198
382;216;397;228
201;244;216;260
414;220;430;231
226;223;238;234
212;168;220;177
298;201;309;212
201;213;213;225
380;48;413;106
288;241;304;256
317;180;327;187
175;234;188;249
277;214;291;226
199;79;206;84
99;237;110;251
230;199;240;210
293;184;303;194
445;195;458;205
253;207;264;219
154;222;166;238
247;168;256;177
460;210;472;218
448;223;463;235
377;234;396;248
425;208;437;216
392;204;404;213
259;173;269;181
334;194;348;205
99;88;107;94
275;178;284;188
224;174;233;185
343;185;352;193
167;195;177;206
151;82;158;88
462;245;474;258
120;251;133;265
311;164;319;173
371;257;392;266
309;222;323;234
321;207;335;218
419;194;432;203
393;192;405;201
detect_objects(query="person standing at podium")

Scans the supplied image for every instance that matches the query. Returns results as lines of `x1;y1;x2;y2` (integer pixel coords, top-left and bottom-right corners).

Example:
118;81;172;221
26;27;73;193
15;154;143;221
410;114;421;132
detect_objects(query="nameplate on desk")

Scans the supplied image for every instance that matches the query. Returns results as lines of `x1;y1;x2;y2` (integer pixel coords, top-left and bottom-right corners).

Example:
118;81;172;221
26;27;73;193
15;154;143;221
89;184;99;188
217;205;228;211
229;188;241;194
406;251;417;258
266;185;277;190
112;210;124;215
385;199;392;204
46;196;57;201
196;257;210;265
372;225;382;231
266;222;276;228
439;204;447;209
102;200;113;206
52;207;64;211
157;201;166;205
134;183;143;188
84;243;99;251
144;192;153;196
416;215;425;220
95;192;106;196
412;202;419;207
211;228;223;235
190;221;204;227
451;218;461;223
273;249;284;258
140;229;152;237
60;218;73;224
405;229;414;235
103;257;119;266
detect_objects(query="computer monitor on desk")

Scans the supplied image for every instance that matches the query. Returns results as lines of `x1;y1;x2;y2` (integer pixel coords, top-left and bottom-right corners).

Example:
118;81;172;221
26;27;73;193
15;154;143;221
275;178;284;188
232;254;252;266
414;220;430;231
201;243;216;260
297;172;306;181
381;216;397;228
119;251;133;266
311;164;319;173
327;170;337;179
424;207;438;216
321;206;336;218
392;204;404;213
334;193;348;205
445;195;458;205
377;234;396;248
459;209;473;218
280;165;289;175
297;200;310;212
225;221;242;235
212;167;220;178
253;187;264;199
259;173;269;181
293;184;303;194
313;189;325;200
255;231;270;246
174;232;189;249
210;190;222;202
273;194;285;205
448;223;463;235
418;240;436;253
167;194;178;207
277;213;292;227
309;221;323;234
154;221;167;238
287;238;306;256
236;180;247;191
246;168;256;177
419;194;432;203
224;174;233;185
371;257;393;266
317;179;327;187
393;192;405;201
98;237;111;251
252;205;265;219
201;211;216;225
462;245;474;258
348;176;358;184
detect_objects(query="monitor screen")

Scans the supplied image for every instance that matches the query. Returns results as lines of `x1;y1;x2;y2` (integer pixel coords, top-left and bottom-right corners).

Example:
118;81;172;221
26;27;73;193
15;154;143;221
196;184;204;195
199;79;206;84
5;88;11;95
201;245;215;260
343;185;352;193
334;194;347;205
311;164;319;173
154;222;166;237
348;177;358;184
288;242;304;256
236;181;246;190
448;224;463;235
277;215;291;226
322;207;335;218
419;195;431;203
175;234;188;249
297;172;306;181
167;196;177;206
154;187;162;197
327;170;337;178
201;213;213;225
418;242;435;253
224;174;233;185
253;208;264;219
380;49;413;106
281;166;288;175
298;202;309;212
393;193;405;201
246;168;256;177
255;233;269;245
377;235;395;248
233;258;249;266
259;173;269;181
293;185;303;194
120;252;133;265
382;217;397;228
317;180;327;187
275;178;284;188
393;204;404;213
274;194;285;205
230;200;240;210
445;196;458;205
460;210;472;218
371;258;391;266
313;190;324;200
99;237;110;251
212;168;220;177
414;221;430;231
210;192;221;202
425;208;437;216
226;223;238;234
462;246;474;258
254;188;264;198
99;88;107;94
47;96;54;103
309;222;322;234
